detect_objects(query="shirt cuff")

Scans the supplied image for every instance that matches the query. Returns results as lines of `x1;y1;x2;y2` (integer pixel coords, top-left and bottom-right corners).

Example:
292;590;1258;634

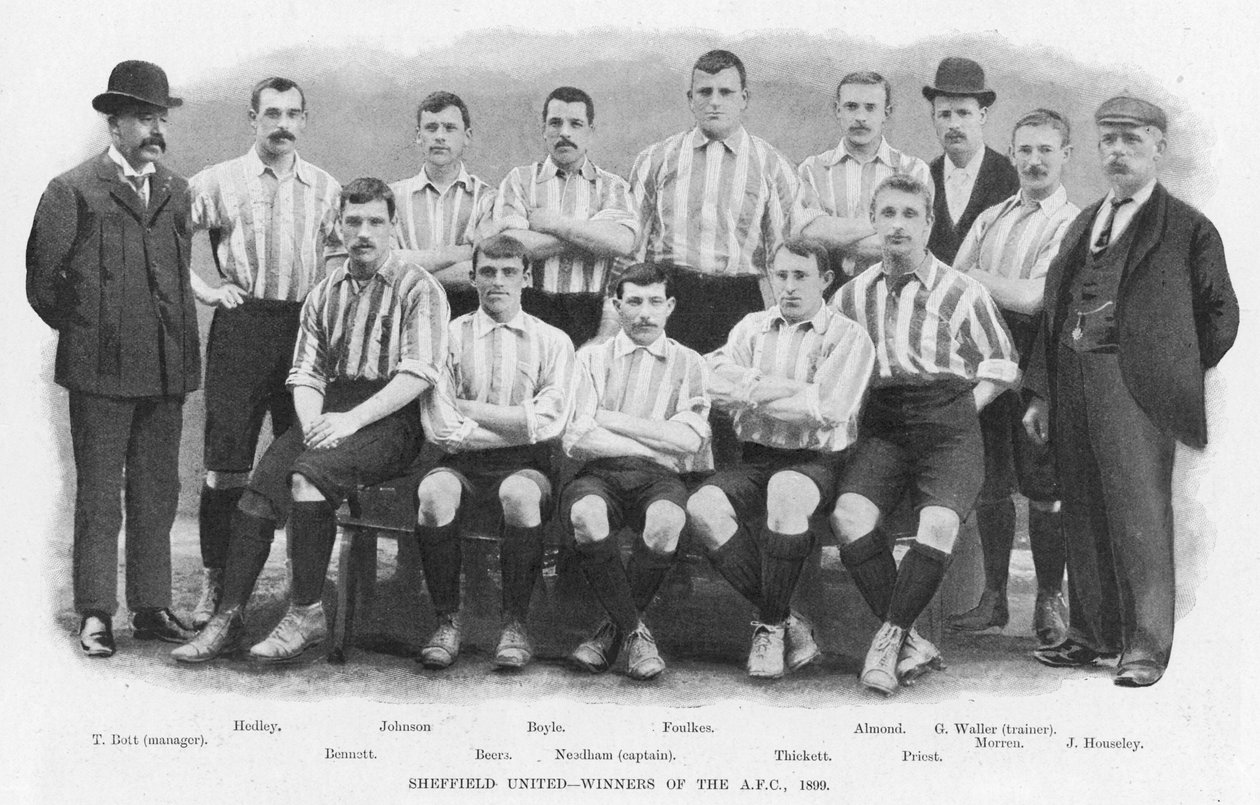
669;410;711;441
394;361;440;389
977;359;1021;387
791;205;826;236
286;372;327;395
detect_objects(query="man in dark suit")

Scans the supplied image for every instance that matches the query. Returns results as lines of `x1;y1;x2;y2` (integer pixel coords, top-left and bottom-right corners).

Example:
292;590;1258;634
923;57;1019;263
26;61;200;657
1024;96;1238;687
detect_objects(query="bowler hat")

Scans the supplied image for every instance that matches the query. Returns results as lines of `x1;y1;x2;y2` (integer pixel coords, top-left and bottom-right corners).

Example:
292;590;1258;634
1095;95;1167;132
92;60;182;114
922;57;996;108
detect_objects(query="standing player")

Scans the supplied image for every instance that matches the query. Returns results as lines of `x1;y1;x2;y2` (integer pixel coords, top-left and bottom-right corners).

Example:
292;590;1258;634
830;174;1018;696
416;234;575;671
187;77;342;628
561;263;712;680
391;90;498;320
173;178;448;663
948;109;1080;644
797;70;932;285
495;86;638;347
629;49;800;355
686;239;875;679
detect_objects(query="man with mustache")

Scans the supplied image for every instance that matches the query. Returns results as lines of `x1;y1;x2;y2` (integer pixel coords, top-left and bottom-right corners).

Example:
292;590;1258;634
830;174;1018;696
173;178;448;663
797;71;932;285
947;109;1080;645
184;77;342;628
1024;97;1237;687
494;86;638;347
27;61;200;655
923;58;1019;264
687;239;875;679
560;262;713;680
629;50;800;356
415;234;575;671
392;91;499;320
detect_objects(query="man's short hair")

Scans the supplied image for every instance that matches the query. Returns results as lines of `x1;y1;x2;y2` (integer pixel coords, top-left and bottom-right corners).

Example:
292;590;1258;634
250;77;306;112
1012;108;1071;147
474;234;528;271
837;71;892;108
693;49;747;90
542;86;594;124
870;174;933;217
773;237;832;278
615;263;674;300
417;90;471;130
340;177;395;220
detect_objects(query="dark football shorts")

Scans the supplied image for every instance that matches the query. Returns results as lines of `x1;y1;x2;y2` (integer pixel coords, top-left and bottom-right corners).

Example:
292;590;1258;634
838;381;985;518
423;443;554;522
696;442;844;524
560;456;690;538
978;388;1058;504
204;300;302;472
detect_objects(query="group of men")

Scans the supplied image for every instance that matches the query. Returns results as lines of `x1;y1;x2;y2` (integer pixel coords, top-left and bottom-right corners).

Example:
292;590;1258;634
28;48;1236;694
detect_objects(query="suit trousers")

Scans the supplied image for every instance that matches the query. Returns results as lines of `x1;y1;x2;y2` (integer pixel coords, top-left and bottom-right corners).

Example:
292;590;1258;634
1053;346;1176;667
69;391;184;615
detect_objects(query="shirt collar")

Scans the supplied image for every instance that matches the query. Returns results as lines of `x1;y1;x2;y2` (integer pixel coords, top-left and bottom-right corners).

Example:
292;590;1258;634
690;125;749;155
107;145;155;179
613;329;668;358
1104;177;1157;208
331;250;401;288
246;145;312;185
830;136;894;167
1012;183;1069;216
473;306;529;336
944;146;985;179
879;253;942;291
416;162;472;193
538;156;597;182
763;302;831;333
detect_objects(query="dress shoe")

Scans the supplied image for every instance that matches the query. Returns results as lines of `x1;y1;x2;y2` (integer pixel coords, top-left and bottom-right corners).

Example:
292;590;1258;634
493;620;533;669
861;622;907;695
947;588;1009;632
897;627;946;685
79;612;115;658
1114;659;1164;688
132;608;196;643
1032;638;1116;668
191;568;224;630
624;622;666;681
171;608;244;663
418;613;462;670
570;619;622;674
1033;589;1069;647
746;620;786;679
249;602;327;663
784;611;821;672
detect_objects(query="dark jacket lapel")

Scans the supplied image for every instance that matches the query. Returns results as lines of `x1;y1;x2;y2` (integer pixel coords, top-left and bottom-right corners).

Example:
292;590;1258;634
95;151;148;222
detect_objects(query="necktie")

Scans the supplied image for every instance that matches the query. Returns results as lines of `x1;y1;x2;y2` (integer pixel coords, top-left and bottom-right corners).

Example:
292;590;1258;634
1093;197;1133;251
128;174;149;205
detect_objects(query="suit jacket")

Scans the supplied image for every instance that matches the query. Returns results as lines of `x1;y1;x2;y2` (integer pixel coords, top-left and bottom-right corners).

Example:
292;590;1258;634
928;146;1019;264
27;151;201;398
1025;182;1238;449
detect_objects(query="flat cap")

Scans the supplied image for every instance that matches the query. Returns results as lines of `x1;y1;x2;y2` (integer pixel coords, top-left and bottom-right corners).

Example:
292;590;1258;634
1095;96;1167;131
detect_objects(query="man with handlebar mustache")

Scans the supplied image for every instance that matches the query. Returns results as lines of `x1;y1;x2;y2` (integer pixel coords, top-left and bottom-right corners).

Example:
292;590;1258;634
184;77;343;629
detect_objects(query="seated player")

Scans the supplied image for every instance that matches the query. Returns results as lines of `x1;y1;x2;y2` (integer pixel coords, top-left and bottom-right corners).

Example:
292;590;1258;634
561;263;712;680
686;238;876;679
830;174;1019;695
415;234;575;671
173;178;448;663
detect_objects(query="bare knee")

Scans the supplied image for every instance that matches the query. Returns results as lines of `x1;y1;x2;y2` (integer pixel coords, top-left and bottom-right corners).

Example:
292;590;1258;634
569;495;610;545
206;470;249;490
417;472;462;526
685;486;736;551
289;473;327;503
830;493;880;543
642;500;685;554
499;475;543;527
765;471;819;533
916;506;961;552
